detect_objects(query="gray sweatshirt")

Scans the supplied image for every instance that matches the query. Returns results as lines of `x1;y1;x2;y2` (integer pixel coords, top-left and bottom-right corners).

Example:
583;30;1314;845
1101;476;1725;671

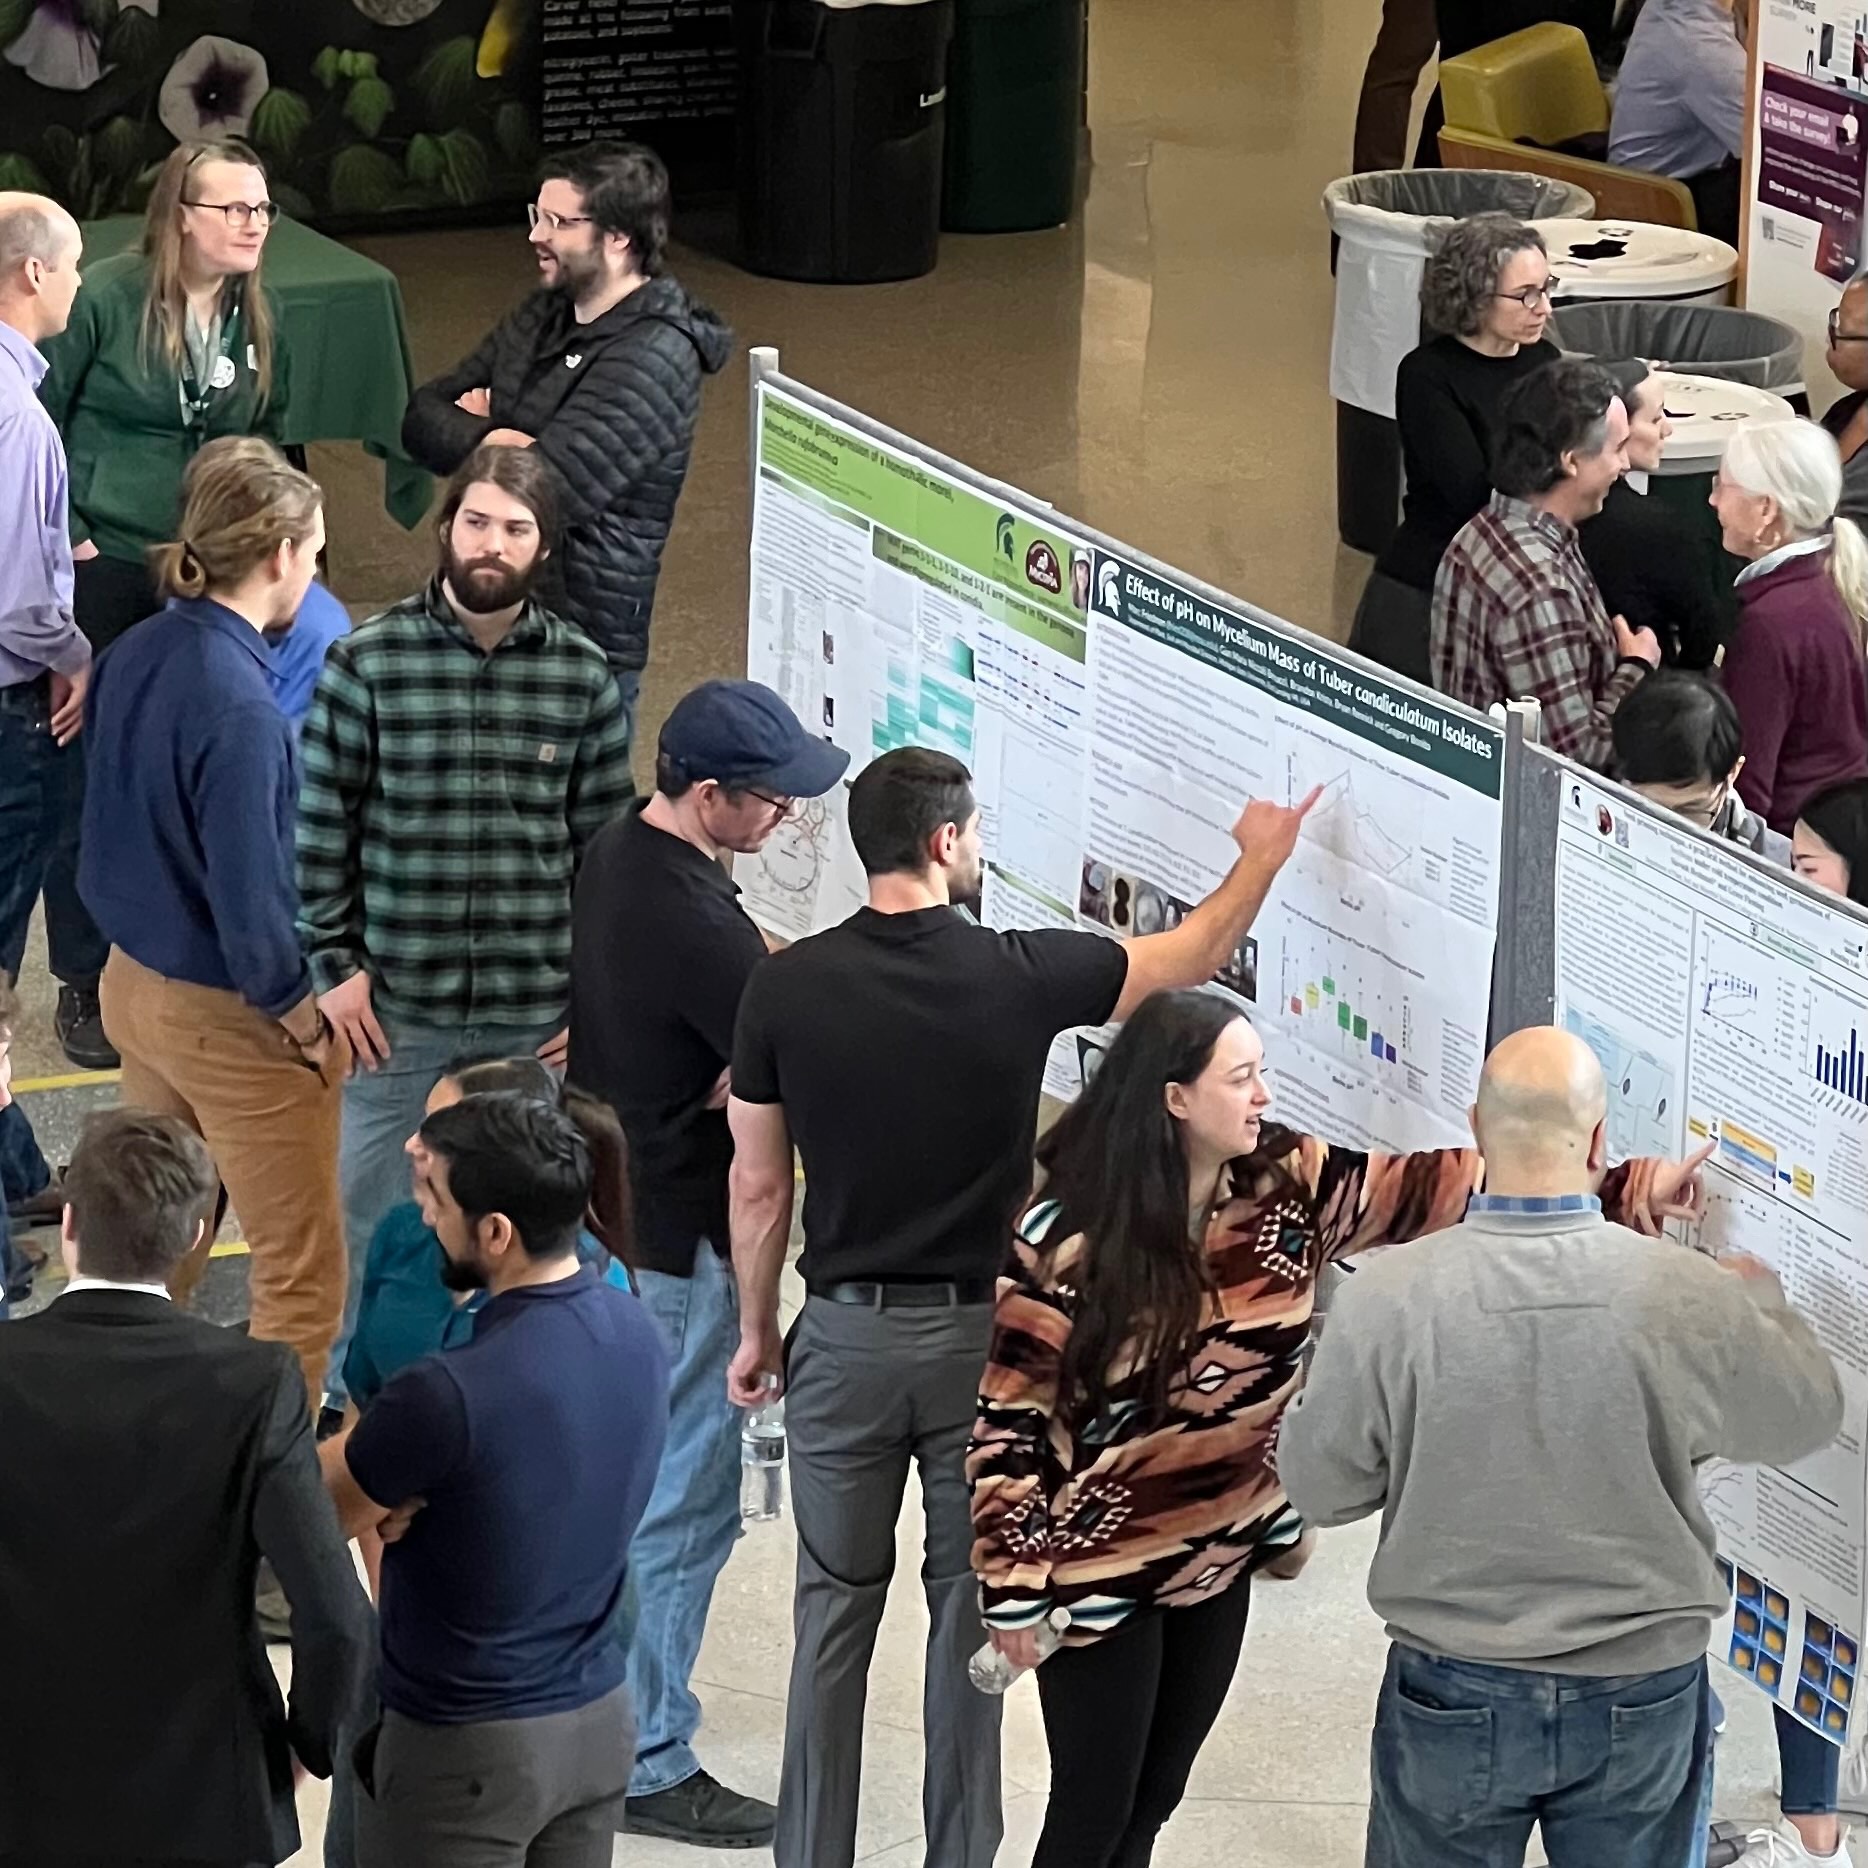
1278;1202;1844;1676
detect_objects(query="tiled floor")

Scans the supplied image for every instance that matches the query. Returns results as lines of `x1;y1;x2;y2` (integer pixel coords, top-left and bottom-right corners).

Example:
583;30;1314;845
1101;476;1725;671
9;0;1809;1859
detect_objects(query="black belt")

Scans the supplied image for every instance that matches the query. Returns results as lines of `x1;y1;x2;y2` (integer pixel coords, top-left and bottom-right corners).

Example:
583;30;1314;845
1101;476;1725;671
810;1278;996;1309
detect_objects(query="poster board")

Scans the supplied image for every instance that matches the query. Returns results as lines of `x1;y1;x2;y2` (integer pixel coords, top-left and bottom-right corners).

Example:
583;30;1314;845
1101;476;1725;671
742;374;1508;1156
1744;0;1868;406
1551;765;1868;1741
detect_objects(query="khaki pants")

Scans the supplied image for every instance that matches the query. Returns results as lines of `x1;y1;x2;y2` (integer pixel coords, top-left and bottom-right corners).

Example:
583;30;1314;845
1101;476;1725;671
100;947;349;1406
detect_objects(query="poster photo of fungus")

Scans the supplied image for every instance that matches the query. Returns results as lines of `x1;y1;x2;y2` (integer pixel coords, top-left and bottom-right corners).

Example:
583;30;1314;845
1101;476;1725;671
0;0;737;230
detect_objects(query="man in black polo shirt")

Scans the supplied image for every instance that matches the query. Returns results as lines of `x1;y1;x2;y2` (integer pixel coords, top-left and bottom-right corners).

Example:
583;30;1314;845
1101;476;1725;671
727;746;1317;1868
323;1092;670;1868
567;678;847;1849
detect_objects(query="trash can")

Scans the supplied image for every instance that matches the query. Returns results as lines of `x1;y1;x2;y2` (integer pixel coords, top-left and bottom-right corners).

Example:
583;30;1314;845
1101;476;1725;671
942;0;1085;232
1538;220;1739;308
1549;300;1805;400
1323;169;1595;553
735;0;955;283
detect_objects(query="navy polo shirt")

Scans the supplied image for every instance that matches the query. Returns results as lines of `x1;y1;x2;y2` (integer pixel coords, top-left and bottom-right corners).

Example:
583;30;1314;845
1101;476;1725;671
346;1267;670;1724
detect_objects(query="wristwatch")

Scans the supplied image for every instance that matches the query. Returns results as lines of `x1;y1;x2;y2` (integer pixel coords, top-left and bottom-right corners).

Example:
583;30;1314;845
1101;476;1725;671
286;1008;331;1050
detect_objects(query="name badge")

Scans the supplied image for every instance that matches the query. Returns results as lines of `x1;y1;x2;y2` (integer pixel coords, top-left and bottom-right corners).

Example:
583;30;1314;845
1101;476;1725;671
209;355;238;390
537;743;559;763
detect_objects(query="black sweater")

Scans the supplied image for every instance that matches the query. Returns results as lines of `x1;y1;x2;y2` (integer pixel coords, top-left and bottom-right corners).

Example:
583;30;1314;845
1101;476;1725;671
1374;334;1562;590
1579;477;1729;669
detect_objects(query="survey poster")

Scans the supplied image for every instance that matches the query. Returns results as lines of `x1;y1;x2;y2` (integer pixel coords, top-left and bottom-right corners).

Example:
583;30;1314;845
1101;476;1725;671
1758;64;1868;284
1554;777;1868;1739
1078;551;1506;1153
743;385;1093;942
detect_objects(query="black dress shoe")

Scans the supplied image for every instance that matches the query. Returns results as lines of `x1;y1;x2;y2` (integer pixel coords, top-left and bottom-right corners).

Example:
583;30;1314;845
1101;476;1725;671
55;984;119;1072
624;1770;777;1848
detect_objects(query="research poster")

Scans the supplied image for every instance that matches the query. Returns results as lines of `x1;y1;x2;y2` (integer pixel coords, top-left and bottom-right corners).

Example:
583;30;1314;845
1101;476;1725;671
1554;776;1868;1739
743;383;1508;1157
1747;0;1868;397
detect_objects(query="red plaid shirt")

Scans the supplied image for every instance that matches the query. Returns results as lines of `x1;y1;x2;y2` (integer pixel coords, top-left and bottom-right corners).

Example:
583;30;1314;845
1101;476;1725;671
1430;491;1644;770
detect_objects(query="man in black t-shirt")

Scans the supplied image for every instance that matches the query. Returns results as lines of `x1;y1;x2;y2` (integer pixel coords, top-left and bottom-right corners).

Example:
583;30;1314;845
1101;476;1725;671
727;747;1316;1868
566;680;846;1850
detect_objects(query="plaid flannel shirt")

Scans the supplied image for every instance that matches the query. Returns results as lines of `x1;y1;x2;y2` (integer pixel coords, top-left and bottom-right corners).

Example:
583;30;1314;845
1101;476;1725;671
295;581;634;1029
1430;491;1644;771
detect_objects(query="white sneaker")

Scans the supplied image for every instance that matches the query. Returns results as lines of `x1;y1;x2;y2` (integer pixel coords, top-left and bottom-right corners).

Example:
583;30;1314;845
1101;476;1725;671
1733;1821;1857;1866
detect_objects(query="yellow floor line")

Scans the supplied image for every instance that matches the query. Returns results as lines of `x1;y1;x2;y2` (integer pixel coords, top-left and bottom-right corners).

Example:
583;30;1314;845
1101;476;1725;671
14;1069;120;1092
209;1239;250;1259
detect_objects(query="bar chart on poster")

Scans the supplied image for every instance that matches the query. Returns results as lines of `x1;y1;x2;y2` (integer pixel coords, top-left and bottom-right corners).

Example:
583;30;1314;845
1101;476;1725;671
1552;772;1868;1740
742;376;1509;1155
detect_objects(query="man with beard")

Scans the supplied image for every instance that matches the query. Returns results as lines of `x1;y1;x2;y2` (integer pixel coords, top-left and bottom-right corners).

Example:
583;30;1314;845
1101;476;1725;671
323;1090;670;1868
401;140;731;741
296;443;632;1428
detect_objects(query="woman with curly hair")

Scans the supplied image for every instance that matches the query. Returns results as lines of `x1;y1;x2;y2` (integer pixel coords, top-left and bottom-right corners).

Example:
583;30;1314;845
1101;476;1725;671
1351;213;1561;682
968;990;1703;1868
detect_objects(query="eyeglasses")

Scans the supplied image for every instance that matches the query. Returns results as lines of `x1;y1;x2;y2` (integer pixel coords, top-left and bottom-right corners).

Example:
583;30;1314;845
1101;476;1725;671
1493;278;1561;309
741;787;797;818
1829;308;1868;344
527;204;595;233
181;200;278;229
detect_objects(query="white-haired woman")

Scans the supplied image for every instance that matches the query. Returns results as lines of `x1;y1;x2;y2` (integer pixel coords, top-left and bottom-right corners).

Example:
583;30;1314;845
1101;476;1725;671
1350;213;1561;683
1712;419;1868;834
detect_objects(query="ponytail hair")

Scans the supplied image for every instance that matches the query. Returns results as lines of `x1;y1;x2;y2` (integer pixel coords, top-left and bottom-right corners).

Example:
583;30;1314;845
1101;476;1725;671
148;435;321;602
1832;516;1868;658
1723;419;1868;655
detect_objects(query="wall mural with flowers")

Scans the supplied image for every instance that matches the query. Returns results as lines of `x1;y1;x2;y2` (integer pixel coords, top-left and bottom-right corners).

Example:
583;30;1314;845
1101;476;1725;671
0;0;559;226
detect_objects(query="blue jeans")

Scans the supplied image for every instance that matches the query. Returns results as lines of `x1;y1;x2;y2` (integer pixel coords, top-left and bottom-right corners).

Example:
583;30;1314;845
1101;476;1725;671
1778;1701;1841;1814
0;678;107;989
1368;1645;1711;1868
324;1008;562;1404
0;1099;53;1319
624;1241;745;1796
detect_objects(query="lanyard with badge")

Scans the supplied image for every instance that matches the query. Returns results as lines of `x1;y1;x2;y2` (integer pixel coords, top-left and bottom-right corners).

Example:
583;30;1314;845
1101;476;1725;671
178;292;247;438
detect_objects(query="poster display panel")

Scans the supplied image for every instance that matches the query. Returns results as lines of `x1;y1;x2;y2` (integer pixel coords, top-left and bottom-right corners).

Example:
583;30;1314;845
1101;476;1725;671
1554;773;1868;1739
745;382;1507;1155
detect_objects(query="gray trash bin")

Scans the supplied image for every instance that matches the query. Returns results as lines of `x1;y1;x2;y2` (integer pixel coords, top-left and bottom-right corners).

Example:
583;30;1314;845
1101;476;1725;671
1549;301;1805;398
1324;169;1596;553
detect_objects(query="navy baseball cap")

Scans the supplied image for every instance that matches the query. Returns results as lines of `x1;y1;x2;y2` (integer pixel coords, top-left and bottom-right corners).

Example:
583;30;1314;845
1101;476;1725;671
658;680;850;797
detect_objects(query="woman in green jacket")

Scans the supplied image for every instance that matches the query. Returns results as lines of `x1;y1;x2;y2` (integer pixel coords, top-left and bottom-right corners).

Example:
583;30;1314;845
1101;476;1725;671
41;135;291;654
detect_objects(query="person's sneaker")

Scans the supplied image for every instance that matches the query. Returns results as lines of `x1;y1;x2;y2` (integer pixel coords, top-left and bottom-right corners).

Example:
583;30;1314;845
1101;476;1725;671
55;985;119;1072
1732;1822;1857;1866
624;1771;776;1848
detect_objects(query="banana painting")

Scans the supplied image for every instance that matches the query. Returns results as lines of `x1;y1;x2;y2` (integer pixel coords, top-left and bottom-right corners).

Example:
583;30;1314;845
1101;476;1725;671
476;0;529;78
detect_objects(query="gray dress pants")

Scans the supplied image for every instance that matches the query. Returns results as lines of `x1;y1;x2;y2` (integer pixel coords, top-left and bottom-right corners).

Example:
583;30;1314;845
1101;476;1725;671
353;1683;633;1868
775;1294;1002;1868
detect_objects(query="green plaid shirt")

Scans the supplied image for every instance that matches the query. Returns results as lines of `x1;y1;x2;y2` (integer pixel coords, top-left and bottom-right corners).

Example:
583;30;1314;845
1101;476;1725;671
295;581;634;1028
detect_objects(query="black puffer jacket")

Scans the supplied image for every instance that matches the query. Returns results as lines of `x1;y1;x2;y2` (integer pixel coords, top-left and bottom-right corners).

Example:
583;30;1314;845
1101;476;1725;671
403;275;733;676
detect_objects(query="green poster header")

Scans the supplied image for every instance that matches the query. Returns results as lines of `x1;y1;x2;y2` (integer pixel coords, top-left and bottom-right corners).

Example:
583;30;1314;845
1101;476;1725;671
1093;551;1503;797
759;387;1090;638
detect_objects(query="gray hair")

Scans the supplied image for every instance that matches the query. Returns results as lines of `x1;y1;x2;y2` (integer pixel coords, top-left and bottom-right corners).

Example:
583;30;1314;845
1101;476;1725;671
1422;213;1546;338
0;191;77;283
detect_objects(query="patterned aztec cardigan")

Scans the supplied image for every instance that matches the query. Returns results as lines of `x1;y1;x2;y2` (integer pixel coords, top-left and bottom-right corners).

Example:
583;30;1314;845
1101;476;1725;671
966;1127;1674;1646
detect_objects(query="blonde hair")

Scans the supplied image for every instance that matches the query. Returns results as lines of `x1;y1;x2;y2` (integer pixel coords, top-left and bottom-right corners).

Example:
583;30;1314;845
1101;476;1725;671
139;139;277;405
150;436;321;601
1723;419;1868;655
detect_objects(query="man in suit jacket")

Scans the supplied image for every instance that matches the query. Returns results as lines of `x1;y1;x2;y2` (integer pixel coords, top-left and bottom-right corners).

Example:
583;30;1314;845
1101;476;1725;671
0;1108;374;1868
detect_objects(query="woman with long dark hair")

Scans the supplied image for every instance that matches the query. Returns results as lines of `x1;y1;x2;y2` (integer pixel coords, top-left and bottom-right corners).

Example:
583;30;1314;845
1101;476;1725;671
969;990;1692;1868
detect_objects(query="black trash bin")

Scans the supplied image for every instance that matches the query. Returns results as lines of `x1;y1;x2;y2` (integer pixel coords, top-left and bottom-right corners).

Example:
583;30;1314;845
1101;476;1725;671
942;0;1085;233
736;0;955;284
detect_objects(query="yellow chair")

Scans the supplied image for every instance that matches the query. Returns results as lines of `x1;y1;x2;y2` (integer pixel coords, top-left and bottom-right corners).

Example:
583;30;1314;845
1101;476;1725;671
1439;22;1609;150
1439;126;1699;230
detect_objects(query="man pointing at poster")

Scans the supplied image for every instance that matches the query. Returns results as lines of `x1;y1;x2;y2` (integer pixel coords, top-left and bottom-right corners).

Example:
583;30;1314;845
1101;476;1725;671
725;746;1318;1868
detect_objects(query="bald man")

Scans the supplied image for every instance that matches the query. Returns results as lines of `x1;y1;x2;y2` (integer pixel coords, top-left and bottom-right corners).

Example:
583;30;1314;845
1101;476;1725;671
1281;1027;1842;1868
0;194;85;1278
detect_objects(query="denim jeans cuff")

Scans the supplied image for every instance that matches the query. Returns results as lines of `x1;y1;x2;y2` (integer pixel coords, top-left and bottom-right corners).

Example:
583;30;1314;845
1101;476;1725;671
628;1746;701;1799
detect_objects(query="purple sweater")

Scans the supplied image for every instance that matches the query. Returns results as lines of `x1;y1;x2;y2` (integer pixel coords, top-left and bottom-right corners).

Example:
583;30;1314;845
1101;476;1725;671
1722;548;1868;833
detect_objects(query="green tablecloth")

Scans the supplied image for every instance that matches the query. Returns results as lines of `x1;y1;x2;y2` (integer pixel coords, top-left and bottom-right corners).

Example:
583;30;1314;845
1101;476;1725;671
80;217;433;531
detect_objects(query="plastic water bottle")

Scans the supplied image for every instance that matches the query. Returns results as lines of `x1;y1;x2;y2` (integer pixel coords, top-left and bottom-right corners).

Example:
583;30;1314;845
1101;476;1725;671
740;1386;786;1524
967;1610;1068;1694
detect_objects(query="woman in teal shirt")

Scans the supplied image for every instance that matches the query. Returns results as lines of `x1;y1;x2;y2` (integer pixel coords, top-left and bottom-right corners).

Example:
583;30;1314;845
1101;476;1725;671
343;1053;635;1414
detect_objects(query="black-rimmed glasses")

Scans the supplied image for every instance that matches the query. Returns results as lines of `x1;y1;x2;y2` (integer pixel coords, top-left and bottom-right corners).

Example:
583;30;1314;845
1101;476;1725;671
1493;278;1561;309
182;200;278;229
1830;308;1868;344
527;204;595;233
741;787;798;818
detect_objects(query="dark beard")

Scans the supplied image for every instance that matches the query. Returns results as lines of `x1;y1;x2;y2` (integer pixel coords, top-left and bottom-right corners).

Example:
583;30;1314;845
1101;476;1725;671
437;1244;487;1293
442;545;535;616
